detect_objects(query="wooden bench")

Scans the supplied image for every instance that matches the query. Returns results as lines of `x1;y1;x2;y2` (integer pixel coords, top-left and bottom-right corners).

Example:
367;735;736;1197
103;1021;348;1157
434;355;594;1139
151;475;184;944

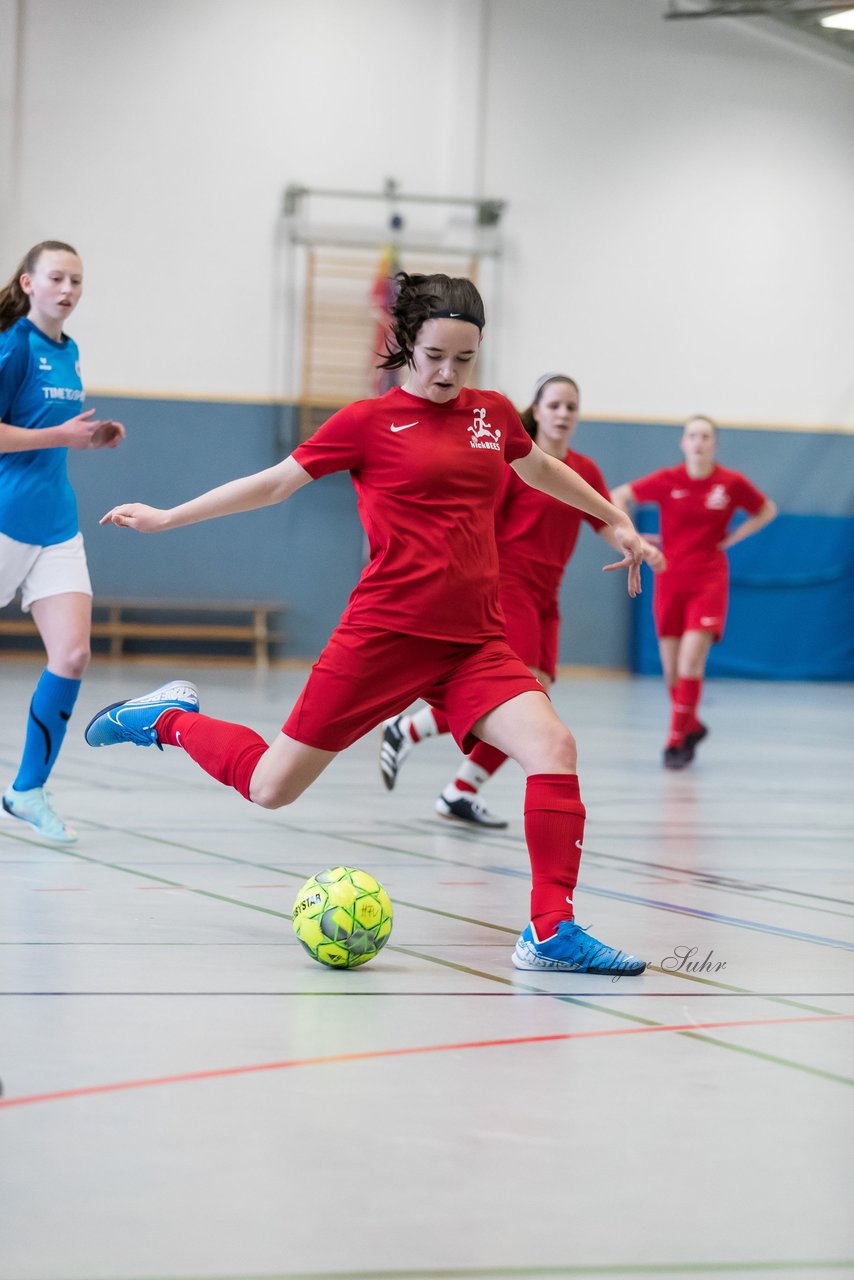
0;598;285;670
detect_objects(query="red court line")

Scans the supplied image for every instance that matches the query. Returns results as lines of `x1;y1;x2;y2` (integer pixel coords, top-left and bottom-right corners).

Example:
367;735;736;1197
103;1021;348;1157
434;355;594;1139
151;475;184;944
1;1013;851;1111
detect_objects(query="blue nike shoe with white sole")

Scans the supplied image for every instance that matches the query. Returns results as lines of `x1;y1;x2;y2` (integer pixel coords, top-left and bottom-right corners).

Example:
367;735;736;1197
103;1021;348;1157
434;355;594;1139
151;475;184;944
512;920;646;975
84;680;199;750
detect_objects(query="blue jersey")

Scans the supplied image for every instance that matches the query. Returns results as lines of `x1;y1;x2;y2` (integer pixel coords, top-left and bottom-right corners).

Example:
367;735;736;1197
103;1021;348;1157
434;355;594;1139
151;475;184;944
0;316;84;546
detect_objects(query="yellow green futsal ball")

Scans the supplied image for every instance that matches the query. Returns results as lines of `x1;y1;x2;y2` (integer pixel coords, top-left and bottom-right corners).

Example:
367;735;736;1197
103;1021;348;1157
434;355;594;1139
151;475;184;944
292;866;394;968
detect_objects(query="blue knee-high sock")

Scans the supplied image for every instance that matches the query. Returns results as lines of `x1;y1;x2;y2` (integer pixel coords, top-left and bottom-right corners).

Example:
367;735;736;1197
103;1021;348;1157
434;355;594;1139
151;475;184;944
13;670;81;792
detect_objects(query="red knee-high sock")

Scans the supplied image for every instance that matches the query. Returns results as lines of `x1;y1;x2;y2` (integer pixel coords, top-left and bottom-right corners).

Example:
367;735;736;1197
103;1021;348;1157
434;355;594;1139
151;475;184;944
524;772;586;939
452;740;508;794
668;677;703;747
156;710;269;801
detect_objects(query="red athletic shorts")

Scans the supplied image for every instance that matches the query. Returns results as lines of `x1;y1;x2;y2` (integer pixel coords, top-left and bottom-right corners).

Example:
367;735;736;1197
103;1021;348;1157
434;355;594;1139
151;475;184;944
653;571;729;642
283;622;546;753
500;581;560;682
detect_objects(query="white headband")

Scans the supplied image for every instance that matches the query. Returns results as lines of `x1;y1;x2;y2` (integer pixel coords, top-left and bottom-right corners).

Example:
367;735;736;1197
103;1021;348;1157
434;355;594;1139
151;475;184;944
532;372;575;400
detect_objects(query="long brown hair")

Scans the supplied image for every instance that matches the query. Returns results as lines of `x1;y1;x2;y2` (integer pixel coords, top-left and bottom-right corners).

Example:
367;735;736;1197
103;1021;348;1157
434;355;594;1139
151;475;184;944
378;272;485;370
519;374;580;441
0;240;80;332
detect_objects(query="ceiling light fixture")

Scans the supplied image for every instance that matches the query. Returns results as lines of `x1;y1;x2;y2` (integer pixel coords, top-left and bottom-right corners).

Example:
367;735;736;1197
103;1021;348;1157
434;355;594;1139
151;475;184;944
821;7;854;29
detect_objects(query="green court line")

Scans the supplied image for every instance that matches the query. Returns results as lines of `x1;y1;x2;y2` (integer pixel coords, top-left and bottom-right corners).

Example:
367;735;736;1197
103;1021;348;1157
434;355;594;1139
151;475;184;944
52;822;843;1018
54;847;296;923
394;947;854;1087
82;1257;854;1279
261;815;854;933
24;830;852;1087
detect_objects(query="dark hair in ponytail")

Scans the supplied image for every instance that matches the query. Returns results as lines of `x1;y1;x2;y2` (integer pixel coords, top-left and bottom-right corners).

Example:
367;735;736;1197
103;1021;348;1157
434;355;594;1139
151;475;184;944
0;240;80;332
519;374;580;441
378;272;485;370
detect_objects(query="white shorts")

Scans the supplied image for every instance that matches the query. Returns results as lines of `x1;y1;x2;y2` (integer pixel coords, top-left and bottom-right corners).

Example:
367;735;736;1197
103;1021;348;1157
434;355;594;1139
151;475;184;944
0;530;93;612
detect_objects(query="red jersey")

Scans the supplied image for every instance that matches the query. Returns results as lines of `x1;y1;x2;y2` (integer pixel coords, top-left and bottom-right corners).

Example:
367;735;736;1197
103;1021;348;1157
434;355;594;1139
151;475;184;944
630;464;766;576
292;386;533;642
495;448;609;600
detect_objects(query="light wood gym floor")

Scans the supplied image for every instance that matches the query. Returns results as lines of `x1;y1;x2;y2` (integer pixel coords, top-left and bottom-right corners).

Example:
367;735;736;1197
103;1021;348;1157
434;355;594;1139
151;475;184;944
1;660;852;1280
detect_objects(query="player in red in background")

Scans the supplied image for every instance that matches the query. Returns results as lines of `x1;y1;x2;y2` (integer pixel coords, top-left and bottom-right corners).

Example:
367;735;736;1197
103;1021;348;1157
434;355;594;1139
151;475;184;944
379;373;664;826
611;415;777;770
85;273;648;975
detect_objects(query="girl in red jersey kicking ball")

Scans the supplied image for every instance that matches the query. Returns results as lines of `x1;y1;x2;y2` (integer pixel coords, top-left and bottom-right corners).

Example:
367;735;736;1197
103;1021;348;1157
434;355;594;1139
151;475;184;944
611;415;777;771
85;274;646;976
380;373;665;827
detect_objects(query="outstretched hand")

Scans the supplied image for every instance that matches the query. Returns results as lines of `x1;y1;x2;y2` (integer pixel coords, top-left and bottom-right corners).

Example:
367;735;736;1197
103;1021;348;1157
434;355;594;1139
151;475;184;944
603;524;644;597
100;503;167;533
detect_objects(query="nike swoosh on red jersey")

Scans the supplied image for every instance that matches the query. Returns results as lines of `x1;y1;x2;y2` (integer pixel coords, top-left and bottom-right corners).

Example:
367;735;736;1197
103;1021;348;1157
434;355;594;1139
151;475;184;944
390;421;420;432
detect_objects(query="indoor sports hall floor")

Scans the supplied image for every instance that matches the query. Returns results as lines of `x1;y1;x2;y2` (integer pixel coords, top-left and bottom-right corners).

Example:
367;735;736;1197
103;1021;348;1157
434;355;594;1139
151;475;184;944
1;659;852;1280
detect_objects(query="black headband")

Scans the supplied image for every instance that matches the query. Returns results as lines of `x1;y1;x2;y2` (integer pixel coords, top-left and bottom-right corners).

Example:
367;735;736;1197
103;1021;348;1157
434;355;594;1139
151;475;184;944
429;309;484;329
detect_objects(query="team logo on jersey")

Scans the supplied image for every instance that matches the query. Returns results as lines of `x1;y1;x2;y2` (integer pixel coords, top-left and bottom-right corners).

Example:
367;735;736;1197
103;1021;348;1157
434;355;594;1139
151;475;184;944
468;407;501;451
705;484;729;510
39;355;52;372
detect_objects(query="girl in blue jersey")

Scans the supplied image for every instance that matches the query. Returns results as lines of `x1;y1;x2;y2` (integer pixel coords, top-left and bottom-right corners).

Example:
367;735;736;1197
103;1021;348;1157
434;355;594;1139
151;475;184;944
0;240;125;842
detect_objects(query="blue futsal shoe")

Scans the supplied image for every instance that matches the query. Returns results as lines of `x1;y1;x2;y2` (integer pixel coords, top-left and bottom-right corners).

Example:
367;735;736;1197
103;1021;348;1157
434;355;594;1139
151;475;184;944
512;920;646;976
84;680;199;750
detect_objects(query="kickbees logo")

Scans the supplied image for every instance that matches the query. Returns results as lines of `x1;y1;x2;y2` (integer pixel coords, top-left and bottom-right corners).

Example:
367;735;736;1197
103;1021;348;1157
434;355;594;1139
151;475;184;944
468;407;501;451
705;484;729;510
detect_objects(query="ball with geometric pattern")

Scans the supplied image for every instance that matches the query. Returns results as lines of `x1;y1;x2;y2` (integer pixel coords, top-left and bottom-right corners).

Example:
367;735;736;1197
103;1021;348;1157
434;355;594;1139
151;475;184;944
292;866;394;968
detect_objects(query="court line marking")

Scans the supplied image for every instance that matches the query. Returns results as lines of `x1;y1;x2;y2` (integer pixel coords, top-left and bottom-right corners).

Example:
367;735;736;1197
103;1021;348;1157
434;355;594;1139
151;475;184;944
248;816;854;929
583;846;854;910
67;813;854;951
583;884;854;950
59;1259;854;1278
478;863;854;951
2;990;852;999
27;833;846;1018
9;828;848;1084
1;1012;851;1110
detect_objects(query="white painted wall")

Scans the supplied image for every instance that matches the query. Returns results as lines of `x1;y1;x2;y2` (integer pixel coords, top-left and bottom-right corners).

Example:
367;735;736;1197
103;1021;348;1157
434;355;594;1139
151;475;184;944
2;0;853;426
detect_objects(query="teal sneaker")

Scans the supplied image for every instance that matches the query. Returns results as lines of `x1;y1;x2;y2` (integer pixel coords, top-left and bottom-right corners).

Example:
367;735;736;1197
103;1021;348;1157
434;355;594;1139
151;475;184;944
2;786;78;844
512;920;646;976
84;680;199;750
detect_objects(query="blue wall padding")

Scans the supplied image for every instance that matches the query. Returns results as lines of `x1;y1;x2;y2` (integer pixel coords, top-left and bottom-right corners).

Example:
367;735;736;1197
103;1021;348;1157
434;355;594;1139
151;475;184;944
65;396;854;666
631;512;854;680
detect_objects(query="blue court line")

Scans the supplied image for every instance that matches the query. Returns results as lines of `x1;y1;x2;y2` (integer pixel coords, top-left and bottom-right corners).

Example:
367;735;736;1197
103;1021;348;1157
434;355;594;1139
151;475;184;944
482;866;854;951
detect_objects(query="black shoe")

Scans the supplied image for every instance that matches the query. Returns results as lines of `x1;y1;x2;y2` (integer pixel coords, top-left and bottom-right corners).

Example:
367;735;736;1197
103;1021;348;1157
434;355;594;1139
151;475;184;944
379;715;412;791
685;722;708;751
663;743;694;770
435;793;509;828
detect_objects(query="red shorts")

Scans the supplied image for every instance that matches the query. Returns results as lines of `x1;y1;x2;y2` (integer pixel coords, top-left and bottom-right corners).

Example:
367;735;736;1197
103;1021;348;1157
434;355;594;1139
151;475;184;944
500;583;560;682
653;572;729;642
283;623;546;754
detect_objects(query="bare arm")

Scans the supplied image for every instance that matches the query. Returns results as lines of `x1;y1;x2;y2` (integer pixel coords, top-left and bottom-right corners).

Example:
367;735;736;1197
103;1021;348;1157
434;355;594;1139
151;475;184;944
511;445;644;596
719;498;777;551
0;409;125;453
100;454;313;533
608;482;637;514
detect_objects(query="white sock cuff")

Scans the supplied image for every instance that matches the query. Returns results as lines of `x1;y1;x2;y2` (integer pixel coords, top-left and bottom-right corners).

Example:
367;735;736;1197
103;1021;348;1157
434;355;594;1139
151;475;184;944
410;706;441;741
